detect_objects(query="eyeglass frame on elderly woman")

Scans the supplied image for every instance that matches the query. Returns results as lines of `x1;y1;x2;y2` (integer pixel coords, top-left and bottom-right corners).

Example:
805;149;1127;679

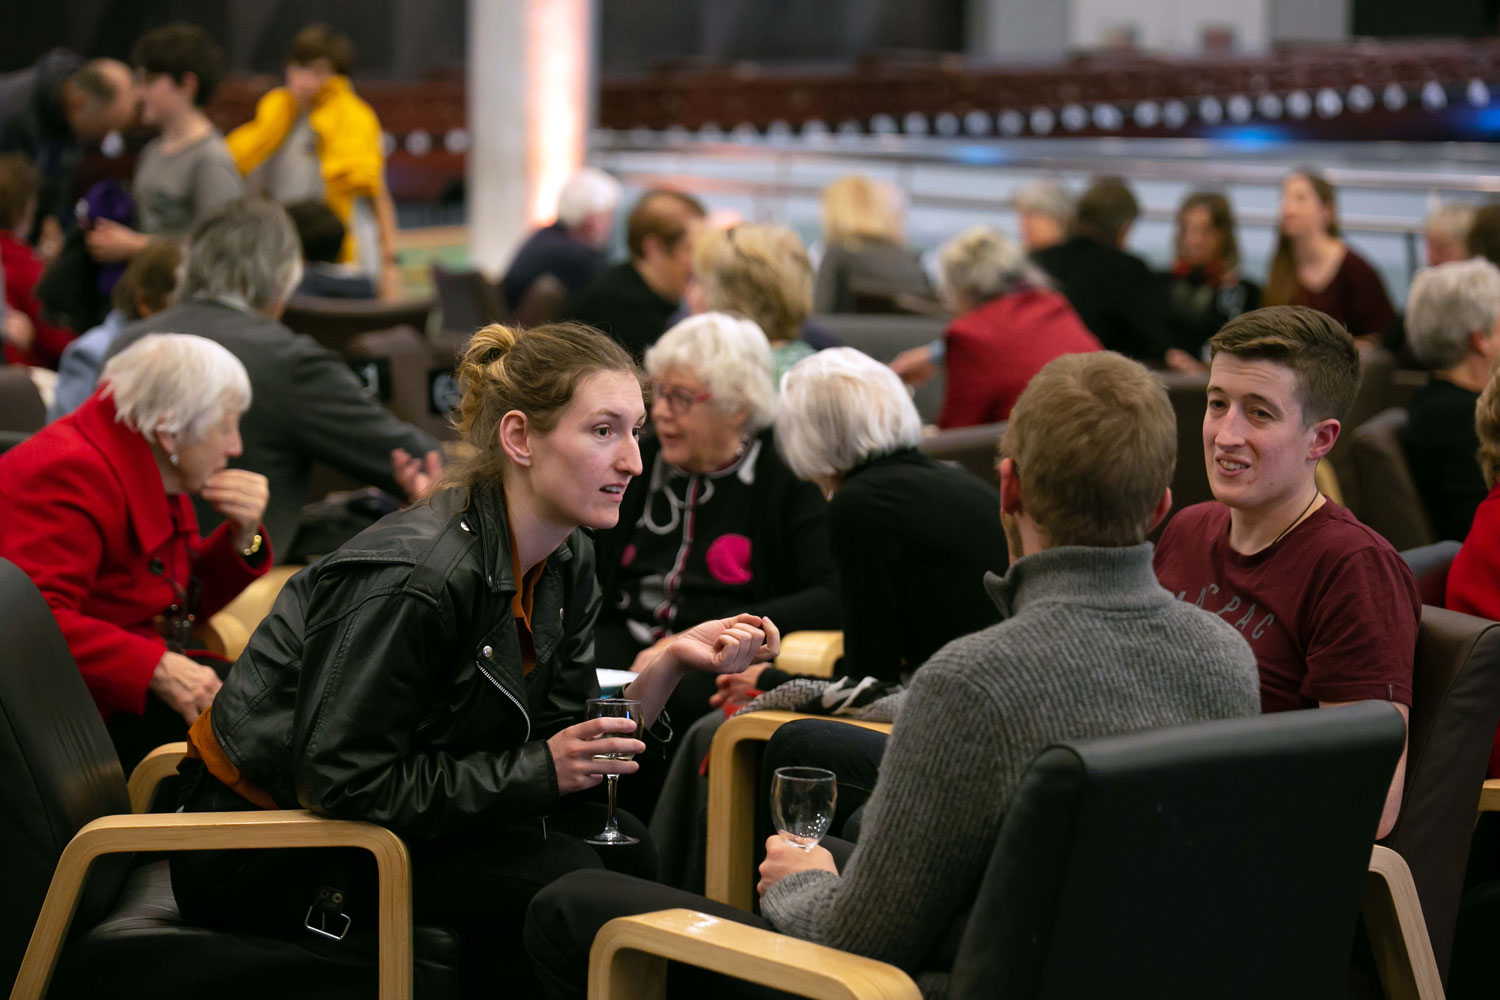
648;378;713;416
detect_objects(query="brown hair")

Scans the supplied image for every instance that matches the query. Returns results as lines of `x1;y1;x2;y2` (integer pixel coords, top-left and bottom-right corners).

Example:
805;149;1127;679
1264;170;1340;307
1175;191;1241;273
1000;352;1175;547
692;223;813;343
821;174;904;248
1073;176;1139;246
112;239;182;319
1467;203;1500;268
1477;366;1500;489
288;23;355;76
1208;305;1360;426
0;154;39;232
625;189;706;260
444;322;644;495
131;22;224;107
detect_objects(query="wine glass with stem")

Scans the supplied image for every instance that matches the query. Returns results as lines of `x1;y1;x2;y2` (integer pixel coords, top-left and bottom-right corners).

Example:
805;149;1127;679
584;697;643;846
771;766;838;850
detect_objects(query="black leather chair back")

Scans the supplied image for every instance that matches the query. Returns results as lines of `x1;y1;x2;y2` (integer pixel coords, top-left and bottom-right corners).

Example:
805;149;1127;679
0;558;131;984
810;313;948;424
513;273;568;328
343;325;458;443
1351;408;1437;550
1401;541;1462;608
432;263;506;333
0;366;46;434
918;421;1005;486
281;295;435;353
1380;606;1500;979
950;704;1406;1000
1158;371;1213;523
1328;347;1400;513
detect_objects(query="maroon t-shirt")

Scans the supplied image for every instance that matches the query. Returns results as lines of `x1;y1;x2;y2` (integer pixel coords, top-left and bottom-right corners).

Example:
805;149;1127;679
1153;501;1419;713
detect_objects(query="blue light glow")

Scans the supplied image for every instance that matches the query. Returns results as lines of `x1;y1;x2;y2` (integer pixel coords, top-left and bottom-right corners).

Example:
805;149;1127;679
1209;125;1294;149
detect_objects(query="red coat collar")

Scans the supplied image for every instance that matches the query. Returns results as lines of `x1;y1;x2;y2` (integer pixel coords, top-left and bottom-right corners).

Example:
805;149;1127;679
69;390;189;552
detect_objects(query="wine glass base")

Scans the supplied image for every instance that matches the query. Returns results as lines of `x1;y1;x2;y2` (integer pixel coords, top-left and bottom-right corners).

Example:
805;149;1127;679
584;831;640;846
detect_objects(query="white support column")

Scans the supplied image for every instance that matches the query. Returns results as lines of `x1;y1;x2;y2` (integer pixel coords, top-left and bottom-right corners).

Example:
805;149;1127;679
466;0;594;276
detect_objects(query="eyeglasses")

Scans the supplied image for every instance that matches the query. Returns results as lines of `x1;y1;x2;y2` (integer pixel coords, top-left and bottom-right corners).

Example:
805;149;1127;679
649;379;712;416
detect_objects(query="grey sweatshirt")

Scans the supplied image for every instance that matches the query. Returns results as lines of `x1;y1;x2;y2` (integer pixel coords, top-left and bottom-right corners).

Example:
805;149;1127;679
760;542;1261;998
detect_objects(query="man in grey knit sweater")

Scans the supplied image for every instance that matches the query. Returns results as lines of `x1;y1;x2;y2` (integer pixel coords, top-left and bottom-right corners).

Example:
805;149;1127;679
524;351;1261;999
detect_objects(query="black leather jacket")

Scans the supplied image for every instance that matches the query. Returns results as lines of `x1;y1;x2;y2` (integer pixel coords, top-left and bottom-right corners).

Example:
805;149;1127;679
206;483;602;840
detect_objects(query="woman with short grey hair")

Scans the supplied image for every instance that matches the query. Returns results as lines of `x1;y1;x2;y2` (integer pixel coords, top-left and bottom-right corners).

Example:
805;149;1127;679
593;312;840;734
181;198;303;314
1401;257;1500;540
891;225;1100;428
0;333;271;771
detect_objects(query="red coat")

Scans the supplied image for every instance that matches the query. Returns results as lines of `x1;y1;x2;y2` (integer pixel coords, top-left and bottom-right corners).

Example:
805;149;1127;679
0;232;77;368
1446;482;1500;776
938;287;1103;429
0;390;270;720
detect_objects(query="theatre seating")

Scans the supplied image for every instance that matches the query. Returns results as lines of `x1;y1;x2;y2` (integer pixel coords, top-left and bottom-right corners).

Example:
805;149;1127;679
1351;409;1437;550
431;263;506;332
1158;371;1213;519
810;313;947;424
0;557;453;999
1375;606;1500;984
1401;542;1462;608
917;421;1005;485
600;705;1409;999
281;295;435;353
705;711;893;911
513;273;568;328
1329;348;1401;514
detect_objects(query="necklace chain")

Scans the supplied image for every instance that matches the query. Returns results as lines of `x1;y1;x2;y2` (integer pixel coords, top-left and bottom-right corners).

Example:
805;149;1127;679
1269;489;1321;549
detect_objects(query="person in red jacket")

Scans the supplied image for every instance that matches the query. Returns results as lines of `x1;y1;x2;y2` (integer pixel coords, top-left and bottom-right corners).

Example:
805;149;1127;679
0;153;79;366
1447;366;1500;776
0;332;272;771
890;225;1101;428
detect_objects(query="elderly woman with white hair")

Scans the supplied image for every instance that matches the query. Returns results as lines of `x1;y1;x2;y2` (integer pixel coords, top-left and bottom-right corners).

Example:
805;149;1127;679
891;224;1100;428
593;311;840;729
0;333;270;770
1401;257;1500;540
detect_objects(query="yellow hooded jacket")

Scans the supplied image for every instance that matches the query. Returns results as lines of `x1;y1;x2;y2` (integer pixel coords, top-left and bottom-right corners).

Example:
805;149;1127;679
226;75;385;263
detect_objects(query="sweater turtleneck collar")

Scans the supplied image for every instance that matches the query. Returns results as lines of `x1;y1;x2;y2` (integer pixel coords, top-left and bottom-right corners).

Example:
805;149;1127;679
983;542;1166;620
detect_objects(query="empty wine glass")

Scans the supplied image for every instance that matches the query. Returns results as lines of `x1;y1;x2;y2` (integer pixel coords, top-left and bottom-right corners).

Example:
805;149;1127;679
584;697;642;846
770;766;837;850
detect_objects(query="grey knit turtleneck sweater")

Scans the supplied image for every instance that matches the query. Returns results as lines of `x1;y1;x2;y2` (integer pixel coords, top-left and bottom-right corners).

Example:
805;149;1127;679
760;542;1260;998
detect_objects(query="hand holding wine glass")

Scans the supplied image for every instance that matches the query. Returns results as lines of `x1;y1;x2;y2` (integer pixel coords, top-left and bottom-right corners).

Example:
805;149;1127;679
546;714;642;795
583;698;644;846
758;767;839;895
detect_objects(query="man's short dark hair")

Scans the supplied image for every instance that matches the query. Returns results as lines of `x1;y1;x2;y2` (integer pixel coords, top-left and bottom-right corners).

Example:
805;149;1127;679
112;239;182;320
1467;203;1500;268
1074;176;1139;246
65;62;122;106
625;189;706;260
287;23;355;76
286;199;346;263
131;22;224;107
1208;305;1360;426
0;154;40;232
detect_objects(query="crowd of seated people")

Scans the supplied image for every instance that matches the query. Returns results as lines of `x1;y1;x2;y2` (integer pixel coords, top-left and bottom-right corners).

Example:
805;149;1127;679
8;28;1500;995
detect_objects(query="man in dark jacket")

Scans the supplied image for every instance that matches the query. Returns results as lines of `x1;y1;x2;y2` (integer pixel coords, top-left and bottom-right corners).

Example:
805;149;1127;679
0;50;136;242
1031;175;1170;365
501;166;619;308
107;199;439;558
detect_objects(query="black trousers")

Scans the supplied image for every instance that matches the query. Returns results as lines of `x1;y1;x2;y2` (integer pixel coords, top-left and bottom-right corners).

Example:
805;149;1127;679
525;836;856;1000
757;718;889;847
170;762;655;999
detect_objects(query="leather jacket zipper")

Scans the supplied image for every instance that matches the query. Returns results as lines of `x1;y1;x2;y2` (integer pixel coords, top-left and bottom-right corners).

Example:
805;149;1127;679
475;658;531;742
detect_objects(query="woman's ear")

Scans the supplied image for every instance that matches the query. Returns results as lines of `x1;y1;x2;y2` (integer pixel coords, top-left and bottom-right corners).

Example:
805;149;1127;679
153;419;178;459
498;410;532;467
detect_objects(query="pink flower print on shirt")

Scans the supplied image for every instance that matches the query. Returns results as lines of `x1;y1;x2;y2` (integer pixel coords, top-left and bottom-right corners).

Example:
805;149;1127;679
705;533;753;585
621;543;637;567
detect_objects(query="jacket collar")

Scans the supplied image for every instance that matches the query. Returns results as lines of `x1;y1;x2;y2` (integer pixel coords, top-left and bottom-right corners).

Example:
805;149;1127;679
71;391;180;552
983;542;1165;620
465;482;575;594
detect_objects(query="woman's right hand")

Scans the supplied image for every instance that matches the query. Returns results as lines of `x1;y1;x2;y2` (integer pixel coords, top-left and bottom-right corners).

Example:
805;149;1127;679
148;650;223;724
547;717;644;795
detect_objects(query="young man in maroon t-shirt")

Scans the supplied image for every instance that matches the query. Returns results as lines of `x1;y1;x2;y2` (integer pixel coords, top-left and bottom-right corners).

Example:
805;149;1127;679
1154;305;1420;837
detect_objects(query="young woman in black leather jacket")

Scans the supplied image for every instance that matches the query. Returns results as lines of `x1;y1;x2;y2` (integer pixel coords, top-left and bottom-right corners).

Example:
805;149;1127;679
169;321;780;997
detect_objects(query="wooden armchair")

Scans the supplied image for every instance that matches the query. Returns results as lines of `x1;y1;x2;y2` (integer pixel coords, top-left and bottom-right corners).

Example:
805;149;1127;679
199;564;305;662
603;706;1434;1000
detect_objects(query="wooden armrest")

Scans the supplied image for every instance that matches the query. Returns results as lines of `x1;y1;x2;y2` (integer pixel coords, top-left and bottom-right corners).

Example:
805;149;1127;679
706;710;893;911
211;565;304;659
13;811;412;1000
773;631;844;678
589;909;921;1000
1364;845;1444;1000
1480;778;1500;813
126;741;188;814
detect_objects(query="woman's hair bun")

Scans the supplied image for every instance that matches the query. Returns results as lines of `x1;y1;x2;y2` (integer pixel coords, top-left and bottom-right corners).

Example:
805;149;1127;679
464;324;520;370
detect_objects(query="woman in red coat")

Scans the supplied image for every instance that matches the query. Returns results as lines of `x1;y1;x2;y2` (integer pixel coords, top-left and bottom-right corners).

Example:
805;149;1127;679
0;332;272;770
890;225;1101;428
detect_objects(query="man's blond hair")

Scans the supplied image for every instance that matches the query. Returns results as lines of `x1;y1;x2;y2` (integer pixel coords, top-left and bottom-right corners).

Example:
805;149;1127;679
1001;352;1176;547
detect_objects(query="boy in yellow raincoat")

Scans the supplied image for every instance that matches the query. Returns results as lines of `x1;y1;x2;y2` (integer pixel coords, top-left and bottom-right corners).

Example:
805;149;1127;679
226;24;399;299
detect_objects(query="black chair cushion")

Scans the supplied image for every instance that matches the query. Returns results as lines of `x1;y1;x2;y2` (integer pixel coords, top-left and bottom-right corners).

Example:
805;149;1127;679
50;862;460;1000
